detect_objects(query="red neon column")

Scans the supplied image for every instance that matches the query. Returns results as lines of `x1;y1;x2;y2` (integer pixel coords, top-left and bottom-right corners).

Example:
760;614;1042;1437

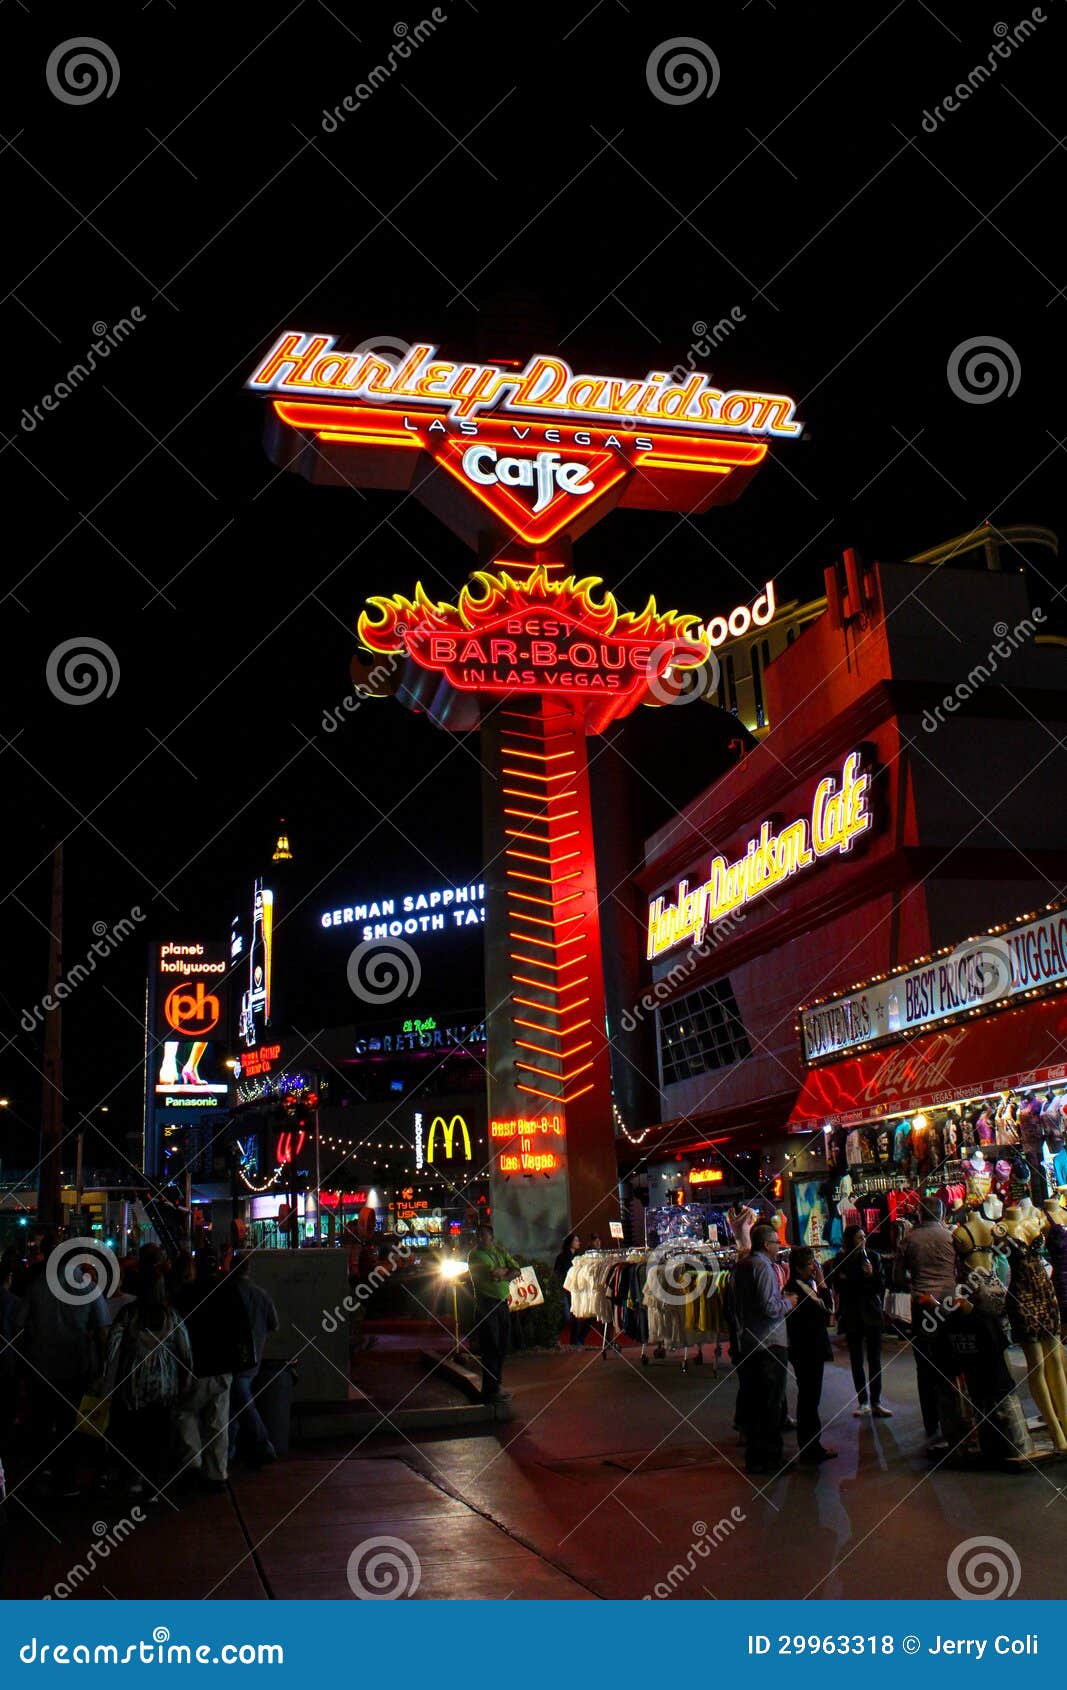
481;694;617;1259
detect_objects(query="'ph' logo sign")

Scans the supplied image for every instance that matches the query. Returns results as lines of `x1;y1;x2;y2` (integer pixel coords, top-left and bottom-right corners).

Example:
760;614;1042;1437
164;979;220;1037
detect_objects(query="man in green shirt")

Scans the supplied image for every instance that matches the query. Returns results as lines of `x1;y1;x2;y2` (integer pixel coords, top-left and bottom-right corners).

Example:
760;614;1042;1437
467;1225;522;1403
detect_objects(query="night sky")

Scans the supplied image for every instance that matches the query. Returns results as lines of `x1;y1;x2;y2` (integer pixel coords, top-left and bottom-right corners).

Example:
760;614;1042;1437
2;1;1064;1162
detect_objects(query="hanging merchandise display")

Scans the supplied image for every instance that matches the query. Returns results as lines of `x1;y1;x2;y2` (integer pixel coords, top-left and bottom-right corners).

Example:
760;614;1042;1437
783;907;1067;1462
562;1225;794;1375
790;903;1067;1274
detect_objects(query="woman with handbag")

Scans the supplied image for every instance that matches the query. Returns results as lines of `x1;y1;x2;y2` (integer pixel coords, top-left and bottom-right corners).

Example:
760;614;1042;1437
826;1225;891;1418
104;1254;193;1497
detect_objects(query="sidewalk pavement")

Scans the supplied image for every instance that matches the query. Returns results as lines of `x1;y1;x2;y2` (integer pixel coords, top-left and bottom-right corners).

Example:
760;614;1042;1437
3;1335;1065;1599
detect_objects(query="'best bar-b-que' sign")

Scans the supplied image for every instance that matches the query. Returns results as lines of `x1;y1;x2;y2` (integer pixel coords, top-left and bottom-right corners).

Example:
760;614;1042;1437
647;752;873;959
358;566;710;732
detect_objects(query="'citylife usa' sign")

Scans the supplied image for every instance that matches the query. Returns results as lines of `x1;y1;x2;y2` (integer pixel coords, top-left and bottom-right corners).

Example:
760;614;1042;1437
647;751;874;960
801;905;1067;1064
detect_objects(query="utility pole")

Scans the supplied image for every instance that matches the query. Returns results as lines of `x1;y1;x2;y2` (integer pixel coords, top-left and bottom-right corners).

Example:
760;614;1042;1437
38;844;64;1229
74;1129;84;1230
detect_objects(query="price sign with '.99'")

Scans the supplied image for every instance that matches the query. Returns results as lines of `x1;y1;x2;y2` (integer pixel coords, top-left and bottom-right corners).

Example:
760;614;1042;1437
507;1266;544;1312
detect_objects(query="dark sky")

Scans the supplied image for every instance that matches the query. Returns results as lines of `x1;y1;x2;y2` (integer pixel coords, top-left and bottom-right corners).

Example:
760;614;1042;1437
2;1;1064;1159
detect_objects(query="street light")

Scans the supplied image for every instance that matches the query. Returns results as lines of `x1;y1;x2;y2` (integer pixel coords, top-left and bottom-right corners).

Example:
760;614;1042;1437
439;1256;471;1359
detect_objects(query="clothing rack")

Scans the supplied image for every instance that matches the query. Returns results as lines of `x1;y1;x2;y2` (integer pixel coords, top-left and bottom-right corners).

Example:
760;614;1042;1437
566;1245;771;1372
566;1248;704;1367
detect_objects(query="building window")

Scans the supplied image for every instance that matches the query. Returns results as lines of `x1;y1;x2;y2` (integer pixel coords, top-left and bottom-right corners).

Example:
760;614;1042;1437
750;646;765;729
725;653;737;714
657;979;751;1085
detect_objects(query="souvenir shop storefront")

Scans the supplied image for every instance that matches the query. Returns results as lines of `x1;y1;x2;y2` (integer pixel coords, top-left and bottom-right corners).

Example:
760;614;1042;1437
557;1150;798;1369
787;903;1067;1257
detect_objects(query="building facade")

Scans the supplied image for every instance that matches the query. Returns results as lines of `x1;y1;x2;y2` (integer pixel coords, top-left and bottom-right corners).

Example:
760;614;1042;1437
627;533;1067;1212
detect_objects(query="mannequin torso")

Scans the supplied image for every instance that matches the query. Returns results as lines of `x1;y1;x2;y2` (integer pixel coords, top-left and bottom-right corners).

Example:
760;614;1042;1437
953;1212;1004;1278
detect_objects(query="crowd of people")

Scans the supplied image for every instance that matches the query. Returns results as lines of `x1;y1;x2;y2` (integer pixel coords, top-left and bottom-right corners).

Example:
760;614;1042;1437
465;1202;1022;1470
0;1199;1011;1490
729;1199;1031;1476
0;1234;279;1503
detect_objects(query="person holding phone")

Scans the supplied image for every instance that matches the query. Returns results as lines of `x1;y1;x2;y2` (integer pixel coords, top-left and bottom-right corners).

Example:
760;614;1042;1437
827;1224;890;1418
731;1224;797;1474
786;1247;838;1465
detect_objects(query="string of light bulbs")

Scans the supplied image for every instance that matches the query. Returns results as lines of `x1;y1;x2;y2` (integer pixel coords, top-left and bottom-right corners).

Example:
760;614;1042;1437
613;1100;651;1145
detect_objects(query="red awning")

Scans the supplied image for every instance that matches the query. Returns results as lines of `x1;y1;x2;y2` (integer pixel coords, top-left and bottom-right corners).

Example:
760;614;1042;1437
788;994;1067;1129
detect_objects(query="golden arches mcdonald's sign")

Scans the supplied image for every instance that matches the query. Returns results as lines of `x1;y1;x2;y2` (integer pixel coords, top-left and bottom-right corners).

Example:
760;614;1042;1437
425;1115;471;1163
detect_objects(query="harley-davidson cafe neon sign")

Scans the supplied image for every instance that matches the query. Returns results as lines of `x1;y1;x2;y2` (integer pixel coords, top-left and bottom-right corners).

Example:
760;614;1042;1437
249;336;802;435
647;751;874;959
248;335;801;544
249;330;802;1250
